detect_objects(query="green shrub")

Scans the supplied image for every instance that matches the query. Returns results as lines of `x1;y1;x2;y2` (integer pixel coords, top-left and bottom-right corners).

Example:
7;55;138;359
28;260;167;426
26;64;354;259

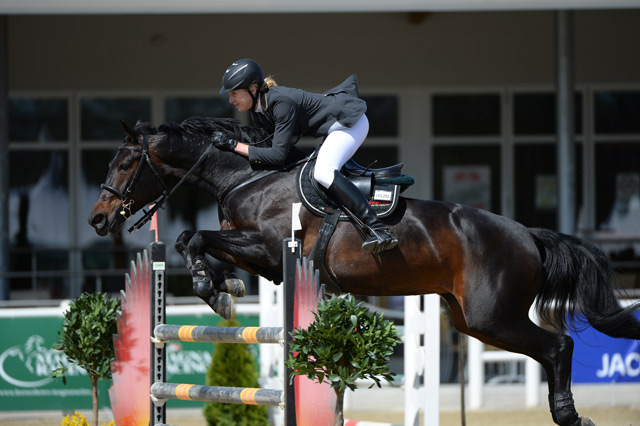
53;292;120;426
203;318;270;426
286;294;400;426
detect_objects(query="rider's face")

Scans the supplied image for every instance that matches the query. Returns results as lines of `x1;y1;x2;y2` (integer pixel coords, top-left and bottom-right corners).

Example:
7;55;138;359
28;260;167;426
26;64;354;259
228;86;256;112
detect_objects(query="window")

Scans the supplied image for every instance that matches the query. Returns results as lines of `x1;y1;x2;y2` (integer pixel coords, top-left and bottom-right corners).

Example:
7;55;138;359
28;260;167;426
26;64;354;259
513;93;583;135
514;144;583;229
81;97;151;140
595;91;640;134
433;145;501;213
9;98;68;142
594;143;640;231
593;90;640;233
591;89;640;292
361;95;398;137
9;150;70;299
165;97;233;122
432;94;500;136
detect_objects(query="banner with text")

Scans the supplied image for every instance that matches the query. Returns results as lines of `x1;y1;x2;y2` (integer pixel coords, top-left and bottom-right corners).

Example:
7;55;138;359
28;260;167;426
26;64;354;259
570;313;640;383
0;309;258;411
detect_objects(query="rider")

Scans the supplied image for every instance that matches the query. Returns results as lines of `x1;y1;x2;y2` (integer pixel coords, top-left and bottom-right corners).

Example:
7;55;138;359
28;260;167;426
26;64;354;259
212;58;398;255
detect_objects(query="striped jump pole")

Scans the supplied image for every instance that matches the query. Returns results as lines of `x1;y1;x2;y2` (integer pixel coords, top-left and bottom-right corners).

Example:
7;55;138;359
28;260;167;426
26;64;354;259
150;237;303;426
150;383;283;406
154;324;284;344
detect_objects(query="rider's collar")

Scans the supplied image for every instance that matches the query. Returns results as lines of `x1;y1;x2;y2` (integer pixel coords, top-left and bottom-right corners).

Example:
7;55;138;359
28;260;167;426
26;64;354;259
254;91;268;113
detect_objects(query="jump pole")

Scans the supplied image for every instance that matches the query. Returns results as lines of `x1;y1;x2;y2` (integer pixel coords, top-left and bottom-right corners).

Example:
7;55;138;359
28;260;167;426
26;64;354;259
150;242;166;426
149;238;301;426
404;294;440;426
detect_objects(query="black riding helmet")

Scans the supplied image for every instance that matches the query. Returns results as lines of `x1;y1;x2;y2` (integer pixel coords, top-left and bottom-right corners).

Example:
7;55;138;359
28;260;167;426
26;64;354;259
220;59;266;111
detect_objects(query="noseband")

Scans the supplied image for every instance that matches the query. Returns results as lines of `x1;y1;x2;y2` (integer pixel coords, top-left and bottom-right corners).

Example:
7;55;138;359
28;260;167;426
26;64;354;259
101;132;214;233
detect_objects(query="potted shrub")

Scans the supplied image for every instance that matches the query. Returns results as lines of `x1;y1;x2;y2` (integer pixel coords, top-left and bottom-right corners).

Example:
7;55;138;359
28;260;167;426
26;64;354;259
53;292;120;426
286;294;400;426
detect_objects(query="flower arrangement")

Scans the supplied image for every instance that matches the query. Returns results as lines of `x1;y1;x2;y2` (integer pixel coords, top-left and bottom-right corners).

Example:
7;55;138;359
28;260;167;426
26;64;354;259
61;411;114;426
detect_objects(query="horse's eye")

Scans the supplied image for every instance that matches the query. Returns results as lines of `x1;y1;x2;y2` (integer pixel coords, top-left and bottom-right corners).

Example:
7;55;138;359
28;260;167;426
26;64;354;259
119;163;131;171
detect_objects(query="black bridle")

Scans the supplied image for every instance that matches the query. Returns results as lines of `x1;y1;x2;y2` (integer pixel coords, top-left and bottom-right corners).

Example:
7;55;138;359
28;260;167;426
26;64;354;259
101;128;307;232
100;132;214;233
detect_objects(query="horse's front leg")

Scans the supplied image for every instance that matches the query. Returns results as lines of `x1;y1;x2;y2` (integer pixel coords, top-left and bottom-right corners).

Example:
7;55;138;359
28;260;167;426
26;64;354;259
186;229;283;281
175;230;243;320
175;228;281;318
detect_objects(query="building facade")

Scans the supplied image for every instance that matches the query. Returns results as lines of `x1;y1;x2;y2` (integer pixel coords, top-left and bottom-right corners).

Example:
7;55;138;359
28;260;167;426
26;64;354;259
3;10;640;302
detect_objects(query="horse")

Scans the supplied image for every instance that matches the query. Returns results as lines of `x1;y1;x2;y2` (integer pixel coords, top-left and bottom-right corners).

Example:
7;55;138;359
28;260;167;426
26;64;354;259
89;116;640;426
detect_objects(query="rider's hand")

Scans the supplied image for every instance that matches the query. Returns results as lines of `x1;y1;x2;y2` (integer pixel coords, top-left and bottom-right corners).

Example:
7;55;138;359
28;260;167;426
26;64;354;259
210;131;238;152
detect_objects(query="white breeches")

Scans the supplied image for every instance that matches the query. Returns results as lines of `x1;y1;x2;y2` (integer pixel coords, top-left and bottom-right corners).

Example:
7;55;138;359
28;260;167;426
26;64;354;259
313;114;370;189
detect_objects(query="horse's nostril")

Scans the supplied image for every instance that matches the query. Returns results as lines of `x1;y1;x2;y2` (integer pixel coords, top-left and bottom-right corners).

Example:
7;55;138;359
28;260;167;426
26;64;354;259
91;213;105;226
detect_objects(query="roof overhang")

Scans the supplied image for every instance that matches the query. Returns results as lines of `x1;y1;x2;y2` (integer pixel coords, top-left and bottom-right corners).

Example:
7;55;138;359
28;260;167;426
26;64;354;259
2;0;640;14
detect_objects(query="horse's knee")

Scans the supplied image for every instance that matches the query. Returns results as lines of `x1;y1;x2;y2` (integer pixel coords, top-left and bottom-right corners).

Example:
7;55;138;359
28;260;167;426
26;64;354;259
175;230;195;252
186;231;206;253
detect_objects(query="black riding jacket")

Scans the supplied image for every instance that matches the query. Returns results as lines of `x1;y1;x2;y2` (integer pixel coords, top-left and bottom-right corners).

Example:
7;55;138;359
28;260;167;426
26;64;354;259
248;74;367;166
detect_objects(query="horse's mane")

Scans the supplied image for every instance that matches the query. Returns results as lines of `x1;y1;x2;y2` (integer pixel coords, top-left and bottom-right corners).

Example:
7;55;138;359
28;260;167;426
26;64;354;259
151;116;273;147
133;116;308;167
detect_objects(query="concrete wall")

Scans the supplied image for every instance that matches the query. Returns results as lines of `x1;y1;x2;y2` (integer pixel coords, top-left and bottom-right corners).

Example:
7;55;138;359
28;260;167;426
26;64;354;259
7;10;640;91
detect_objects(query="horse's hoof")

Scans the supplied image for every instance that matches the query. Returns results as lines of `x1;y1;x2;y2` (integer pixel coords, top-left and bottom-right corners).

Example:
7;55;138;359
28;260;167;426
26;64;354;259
214;272;246;298
212;293;233;320
579;417;596;426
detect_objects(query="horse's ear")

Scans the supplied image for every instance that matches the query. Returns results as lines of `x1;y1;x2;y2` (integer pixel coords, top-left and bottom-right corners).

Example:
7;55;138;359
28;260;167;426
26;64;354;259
120;120;139;142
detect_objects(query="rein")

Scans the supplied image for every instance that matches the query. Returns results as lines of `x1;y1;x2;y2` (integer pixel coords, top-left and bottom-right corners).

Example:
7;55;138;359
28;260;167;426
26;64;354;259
101;132;215;233
102;129;312;232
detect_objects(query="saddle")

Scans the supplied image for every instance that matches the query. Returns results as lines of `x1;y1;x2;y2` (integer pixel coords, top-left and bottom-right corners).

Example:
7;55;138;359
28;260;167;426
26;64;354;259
297;157;414;220
297;154;414;294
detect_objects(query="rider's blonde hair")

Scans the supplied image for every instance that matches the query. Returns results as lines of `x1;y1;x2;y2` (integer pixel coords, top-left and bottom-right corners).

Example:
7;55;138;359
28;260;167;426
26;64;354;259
264;76;277;88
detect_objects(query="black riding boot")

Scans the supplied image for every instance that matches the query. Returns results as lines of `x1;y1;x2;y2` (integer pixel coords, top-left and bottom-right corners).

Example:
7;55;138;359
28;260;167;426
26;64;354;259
326;171;398;255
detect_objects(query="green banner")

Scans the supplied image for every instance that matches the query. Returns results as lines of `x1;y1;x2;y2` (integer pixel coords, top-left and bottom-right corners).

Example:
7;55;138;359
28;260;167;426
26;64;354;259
0;315;111;411
0;310;259;412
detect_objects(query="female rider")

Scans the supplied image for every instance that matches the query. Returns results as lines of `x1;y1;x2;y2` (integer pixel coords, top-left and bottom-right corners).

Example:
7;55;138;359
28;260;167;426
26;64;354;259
211;58;398;255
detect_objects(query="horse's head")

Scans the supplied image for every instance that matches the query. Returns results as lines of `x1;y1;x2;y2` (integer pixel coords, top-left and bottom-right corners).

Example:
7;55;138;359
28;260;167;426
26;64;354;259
89;115;275;236
89;120;166;236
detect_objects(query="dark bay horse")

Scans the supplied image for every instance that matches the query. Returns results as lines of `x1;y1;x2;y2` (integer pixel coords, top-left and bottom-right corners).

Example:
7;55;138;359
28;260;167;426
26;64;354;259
89;117;640;426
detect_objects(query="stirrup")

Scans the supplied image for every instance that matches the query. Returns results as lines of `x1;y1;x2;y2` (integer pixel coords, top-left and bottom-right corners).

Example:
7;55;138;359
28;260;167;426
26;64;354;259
362;229;398;255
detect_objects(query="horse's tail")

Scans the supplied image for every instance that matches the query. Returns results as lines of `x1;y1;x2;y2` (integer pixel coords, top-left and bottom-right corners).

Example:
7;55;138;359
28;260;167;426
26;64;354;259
529;227;640;340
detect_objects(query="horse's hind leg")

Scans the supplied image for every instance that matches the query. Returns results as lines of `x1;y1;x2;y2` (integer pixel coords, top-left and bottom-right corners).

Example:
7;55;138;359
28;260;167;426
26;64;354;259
442;293;593;426
486;325;590;426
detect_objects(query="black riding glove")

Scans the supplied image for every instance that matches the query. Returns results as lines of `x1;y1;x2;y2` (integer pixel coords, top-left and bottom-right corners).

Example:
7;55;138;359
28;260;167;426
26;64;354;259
210;131;238;152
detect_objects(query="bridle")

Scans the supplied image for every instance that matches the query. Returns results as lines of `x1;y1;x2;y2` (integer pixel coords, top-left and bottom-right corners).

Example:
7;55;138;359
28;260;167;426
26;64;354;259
101;128;308;232
100;132;214;233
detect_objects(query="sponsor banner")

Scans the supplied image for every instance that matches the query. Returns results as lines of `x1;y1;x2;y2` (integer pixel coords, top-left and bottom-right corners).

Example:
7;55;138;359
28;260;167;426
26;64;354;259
0;307;259;411
570;313;640;383
0;316;111;411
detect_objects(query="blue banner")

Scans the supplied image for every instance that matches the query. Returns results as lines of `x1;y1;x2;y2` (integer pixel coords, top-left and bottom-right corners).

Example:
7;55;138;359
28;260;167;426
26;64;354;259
570;313;640;383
